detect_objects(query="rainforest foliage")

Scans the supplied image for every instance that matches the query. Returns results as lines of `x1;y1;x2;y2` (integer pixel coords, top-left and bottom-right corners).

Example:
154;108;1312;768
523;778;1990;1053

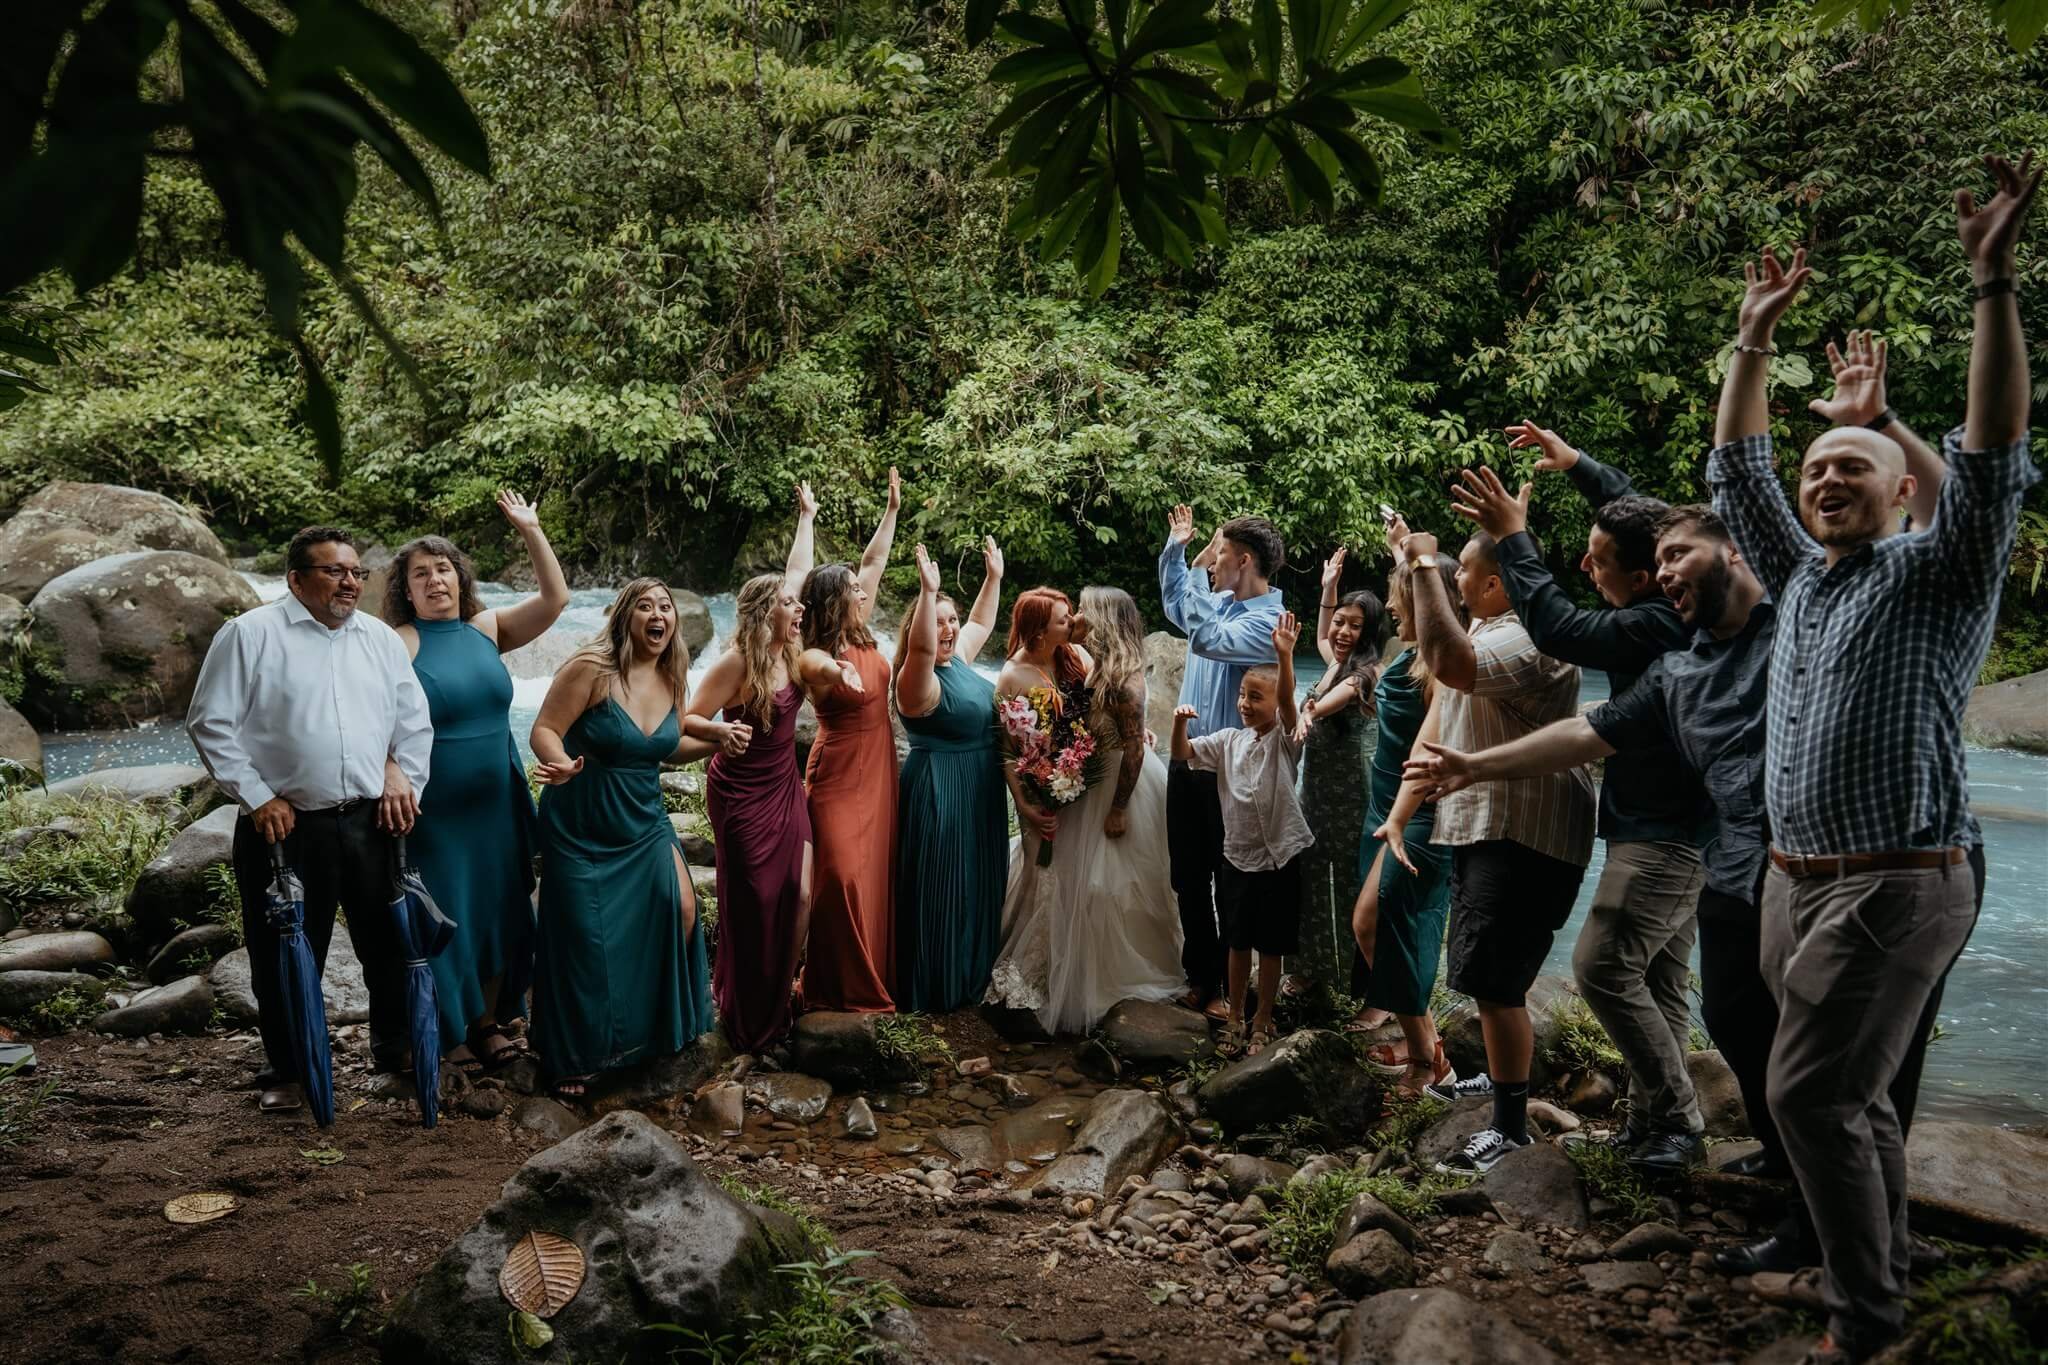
4;0;2045;675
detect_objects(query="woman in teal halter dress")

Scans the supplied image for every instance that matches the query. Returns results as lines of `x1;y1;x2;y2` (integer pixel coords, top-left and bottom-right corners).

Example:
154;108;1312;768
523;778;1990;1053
385;492;568;1065
528;578;717;1091
892;541;1007;1012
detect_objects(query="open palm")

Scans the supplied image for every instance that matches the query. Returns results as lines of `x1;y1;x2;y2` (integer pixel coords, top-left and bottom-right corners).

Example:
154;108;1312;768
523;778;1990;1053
1809;330;1887;425
1957;152;2040;268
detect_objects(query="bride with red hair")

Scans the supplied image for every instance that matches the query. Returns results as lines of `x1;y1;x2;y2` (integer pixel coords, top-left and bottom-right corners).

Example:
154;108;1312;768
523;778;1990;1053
985;585;1184;1034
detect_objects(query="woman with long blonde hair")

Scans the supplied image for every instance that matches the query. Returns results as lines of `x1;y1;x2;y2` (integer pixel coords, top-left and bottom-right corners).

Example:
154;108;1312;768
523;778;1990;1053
527;576;717;1098
985;583;1184;1035
1349;517;1466;1095
684;483;818;1054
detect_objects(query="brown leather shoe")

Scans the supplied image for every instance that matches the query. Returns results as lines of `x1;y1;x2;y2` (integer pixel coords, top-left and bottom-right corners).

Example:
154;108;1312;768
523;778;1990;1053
258;1083;304;1113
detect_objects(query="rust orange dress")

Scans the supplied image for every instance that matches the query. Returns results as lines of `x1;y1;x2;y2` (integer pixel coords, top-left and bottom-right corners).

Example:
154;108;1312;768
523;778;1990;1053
799;643;898;1012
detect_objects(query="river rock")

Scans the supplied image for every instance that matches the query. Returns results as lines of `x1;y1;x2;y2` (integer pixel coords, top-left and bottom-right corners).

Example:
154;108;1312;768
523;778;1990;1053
666;817;714;865
1098;997;1215;1067
1564;1069;1618;1114
511;1096;588;1142
0;698;41;784
1334;1191;1419;1252
144;923;239;984
1035;1089;1179;1198
209;922;371;1025
44;762;215;811
1605;1221;1693;1260
1217;1153;1298;1200
1196;1028;1380;1138
1965;667;2048;754
1482;1229;1551;1275
787;1010;911;1089
23;551;260;728
688;1081;745;1138
793;699;819;771
125;804;238;949
1142;632;1186;757
1686;1048;1749;1138
1907;1120;2048;1238
1581;1261;1664;1294
382;1112;811;1364
673;589;714;653
746;1071;831;1122
1478;1140;1589;1231
935;1123;1002;1173
1336;1287;1561;1364
0;930;116;975
0;480;228;598
842;1096;878;1139
592;1031;732;1110
993;1093;1093;1163
92;973;213;1036
1327;1228;1415;1297
0;969;108;1016
1439;974;1575;1089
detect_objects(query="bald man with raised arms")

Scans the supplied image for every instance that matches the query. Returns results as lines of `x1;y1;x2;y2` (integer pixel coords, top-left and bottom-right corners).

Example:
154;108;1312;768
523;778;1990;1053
1704;154;2039;1365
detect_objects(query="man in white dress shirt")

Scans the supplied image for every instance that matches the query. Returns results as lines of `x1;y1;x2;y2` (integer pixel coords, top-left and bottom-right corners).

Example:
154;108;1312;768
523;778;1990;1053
187;527;433;1113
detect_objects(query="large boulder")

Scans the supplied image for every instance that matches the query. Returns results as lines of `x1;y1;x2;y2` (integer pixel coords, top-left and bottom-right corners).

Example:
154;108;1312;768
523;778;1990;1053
1907;1120;2048;1240
1478;1140;1589;1231
0;481;228;599
1686;1048;1750;1139
92;974;213;1036
1098;997;1215;1068
1143;631;1186;756
1965;668;2048;754
0;697;41;785
1337;1287;1562;1365
0;969;108;1017
23;552;259;728
1439;974;1576;1090
1034;1088;1179;1198
1415;1097;1495;1170
209;921;371;1025
380;1111;814;1364
1196;1028;1380;1139
0;930;117;975
44;762;215;808
786;1010;916;1089
673;589;714;654
145;923;240;985
124;804;238;949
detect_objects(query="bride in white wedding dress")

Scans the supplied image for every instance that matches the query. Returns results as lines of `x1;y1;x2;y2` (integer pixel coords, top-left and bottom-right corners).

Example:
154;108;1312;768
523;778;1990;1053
985;585;1186;1036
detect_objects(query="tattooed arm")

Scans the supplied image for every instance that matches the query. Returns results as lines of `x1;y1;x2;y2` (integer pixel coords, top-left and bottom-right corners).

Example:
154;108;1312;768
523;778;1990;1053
1103;681;1146;839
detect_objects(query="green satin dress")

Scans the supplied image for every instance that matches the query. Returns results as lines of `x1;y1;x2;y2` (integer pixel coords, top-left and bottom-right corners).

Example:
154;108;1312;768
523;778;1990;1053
1355;648;1453;1015
409;617;536;1047
894;659;1007;1012
531;699;712;1077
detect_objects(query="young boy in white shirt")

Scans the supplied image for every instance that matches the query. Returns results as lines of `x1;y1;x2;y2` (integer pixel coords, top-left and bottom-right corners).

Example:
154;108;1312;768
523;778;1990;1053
1172;611;1314;1053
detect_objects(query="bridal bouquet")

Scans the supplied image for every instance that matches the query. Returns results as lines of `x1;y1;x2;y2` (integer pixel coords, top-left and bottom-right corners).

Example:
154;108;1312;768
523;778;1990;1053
998;686;1099;866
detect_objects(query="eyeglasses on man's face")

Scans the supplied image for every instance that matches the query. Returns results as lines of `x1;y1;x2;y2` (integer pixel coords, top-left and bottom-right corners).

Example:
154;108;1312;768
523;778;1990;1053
298;565;366;582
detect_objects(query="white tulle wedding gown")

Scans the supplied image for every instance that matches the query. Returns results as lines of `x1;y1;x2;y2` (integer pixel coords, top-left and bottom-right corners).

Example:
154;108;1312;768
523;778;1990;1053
983;730;1186;1036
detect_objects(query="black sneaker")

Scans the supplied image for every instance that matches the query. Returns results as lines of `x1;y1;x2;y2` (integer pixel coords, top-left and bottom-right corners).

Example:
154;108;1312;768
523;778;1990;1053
1424;1071;1493;1104
1628;1129;1707;1175
1433;1125;1530;1176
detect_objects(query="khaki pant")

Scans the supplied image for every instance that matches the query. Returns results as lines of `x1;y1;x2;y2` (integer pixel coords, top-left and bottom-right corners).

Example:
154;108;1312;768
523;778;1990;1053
1571;840;1706;1133
1762;860;1976;1355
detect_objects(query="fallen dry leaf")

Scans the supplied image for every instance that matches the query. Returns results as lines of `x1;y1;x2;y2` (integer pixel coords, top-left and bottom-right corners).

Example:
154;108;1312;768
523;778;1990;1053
499;1230;585;1318
164;1192;237;1224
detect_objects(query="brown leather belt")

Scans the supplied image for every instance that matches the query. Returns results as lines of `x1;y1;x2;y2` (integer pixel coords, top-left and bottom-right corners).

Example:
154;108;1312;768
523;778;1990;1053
1769;846;1966;878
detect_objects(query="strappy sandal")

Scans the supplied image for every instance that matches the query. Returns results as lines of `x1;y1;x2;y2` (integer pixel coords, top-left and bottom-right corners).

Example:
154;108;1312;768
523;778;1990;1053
468;1024;531;1071
1363;1041;1412;1071
1217;1023;1248;1058
1342;1010;1393;1034
1247;1025;1276;1055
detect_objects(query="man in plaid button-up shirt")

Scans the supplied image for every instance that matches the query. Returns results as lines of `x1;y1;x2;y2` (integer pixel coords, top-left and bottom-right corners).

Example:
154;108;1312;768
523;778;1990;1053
1705;154;2040;1365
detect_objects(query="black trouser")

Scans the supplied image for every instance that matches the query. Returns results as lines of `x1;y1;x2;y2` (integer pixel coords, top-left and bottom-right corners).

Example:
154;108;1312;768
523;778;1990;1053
1696;891;1787;1163
1737;845;1987;1254
231;803;409;1082
1167;761;1226;1003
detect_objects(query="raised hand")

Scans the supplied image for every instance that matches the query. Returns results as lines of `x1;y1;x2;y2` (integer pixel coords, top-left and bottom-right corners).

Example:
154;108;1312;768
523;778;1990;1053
1503;421;1578;473
719;721;753;758
1450;467;1532;539
1174;703;1198;721
496;489;542;534
1402;739;1476;799
534;756;585;786
983;535;1004;581
1957;151;2040;274
914;543;941;595
1193;525;1226;570
1401;530;1438;564
1272;610;1301;655
1809;330;1889;426
795;481;817;519
1381;510;1412;560
1167;504;1195;545
885;466;902;513
1320;547;1347;595
1737;246;1812;347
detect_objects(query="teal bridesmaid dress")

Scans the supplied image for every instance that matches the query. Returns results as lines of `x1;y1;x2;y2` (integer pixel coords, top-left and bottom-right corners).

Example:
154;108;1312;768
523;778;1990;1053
531;699;712;1077
410;617;536;1047
894;659;1008;1012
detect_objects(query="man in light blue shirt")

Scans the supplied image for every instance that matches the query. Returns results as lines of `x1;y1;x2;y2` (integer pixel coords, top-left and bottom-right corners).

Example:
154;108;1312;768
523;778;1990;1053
1159;505;1287;1017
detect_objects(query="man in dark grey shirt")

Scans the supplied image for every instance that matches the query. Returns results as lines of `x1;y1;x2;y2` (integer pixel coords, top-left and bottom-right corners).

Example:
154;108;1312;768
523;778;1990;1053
1452;436;1712;1172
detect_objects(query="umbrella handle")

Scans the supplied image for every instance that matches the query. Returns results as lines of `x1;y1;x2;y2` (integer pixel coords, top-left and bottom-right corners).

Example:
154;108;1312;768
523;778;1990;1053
395;834;409;866
268;840;289;874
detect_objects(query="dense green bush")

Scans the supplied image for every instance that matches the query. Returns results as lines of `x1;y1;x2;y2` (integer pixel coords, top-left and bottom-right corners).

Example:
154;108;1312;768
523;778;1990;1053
3;0;2042;669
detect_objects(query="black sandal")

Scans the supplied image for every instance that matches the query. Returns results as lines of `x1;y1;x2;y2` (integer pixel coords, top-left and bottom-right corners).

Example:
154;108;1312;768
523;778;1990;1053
468;1024;531;1071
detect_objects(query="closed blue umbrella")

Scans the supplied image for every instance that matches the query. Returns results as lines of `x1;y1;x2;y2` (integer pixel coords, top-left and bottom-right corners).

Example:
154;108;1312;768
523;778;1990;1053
266;843;334;1127
389;837;458;1128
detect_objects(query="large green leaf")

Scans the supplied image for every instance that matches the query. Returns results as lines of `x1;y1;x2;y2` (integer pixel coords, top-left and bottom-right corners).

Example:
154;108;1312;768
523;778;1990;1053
988;46;1095;87
1332;0;1412;60
967;0;1002;47
278;0;490;176
1263;123;1332;214
997;12;1084;47
1310;121;1383;201
1127;0;1221;60
1343;87;1458;148
1005;80;1093;170
2004;0;2048;49
1031;93;1105;219
987;74;1096;139
1252;0;1283;85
